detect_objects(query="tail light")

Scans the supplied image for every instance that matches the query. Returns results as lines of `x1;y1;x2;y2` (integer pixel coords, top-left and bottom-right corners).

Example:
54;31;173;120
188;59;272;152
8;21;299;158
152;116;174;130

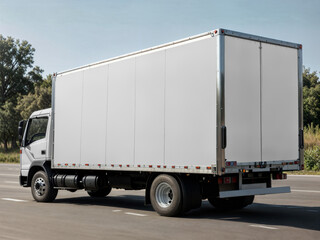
232;176;237;183
224;177;231;184
272;173;287;180
217;176;238;184
225;161;237;167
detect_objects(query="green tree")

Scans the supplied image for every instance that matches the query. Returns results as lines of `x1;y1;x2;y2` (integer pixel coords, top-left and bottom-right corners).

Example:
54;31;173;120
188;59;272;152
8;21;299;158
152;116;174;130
16;75;52;120
0;35;42;105
0;100;20;151
0;35;43;150
303;68;320;126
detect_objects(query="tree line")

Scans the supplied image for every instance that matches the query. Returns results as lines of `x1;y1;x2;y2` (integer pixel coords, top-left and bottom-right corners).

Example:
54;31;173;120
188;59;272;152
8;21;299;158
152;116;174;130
0;35;319;151
0;35;51;151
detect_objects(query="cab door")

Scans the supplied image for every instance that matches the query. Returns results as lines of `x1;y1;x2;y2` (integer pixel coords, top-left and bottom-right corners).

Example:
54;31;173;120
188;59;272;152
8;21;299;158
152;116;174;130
21;116;49;171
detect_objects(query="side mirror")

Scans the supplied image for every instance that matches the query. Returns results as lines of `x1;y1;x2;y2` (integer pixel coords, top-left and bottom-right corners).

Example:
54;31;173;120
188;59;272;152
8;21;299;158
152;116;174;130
18;120;25;146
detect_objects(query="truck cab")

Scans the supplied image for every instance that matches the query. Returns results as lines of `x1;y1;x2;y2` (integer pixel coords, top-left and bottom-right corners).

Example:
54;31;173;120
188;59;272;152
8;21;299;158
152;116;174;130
19;108;52;185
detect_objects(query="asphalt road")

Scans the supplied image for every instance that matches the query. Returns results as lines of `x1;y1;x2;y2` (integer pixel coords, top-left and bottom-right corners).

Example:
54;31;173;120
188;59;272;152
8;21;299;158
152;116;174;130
0;164;319;240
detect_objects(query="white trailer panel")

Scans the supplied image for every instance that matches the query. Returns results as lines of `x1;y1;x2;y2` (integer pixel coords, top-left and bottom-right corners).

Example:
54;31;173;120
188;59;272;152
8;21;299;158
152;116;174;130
81;65;108;166
107;58;135;165
135;51;166;165
261;43;299;161
225;36;261;163
54;71;83;166
165;37;217;166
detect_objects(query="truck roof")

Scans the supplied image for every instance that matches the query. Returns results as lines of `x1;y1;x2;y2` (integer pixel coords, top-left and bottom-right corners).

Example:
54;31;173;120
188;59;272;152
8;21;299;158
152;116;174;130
57;28;301;76
30;108;51;118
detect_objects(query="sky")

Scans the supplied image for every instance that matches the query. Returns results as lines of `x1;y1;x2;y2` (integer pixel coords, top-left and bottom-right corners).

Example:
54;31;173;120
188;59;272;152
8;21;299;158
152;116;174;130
0;0;319;76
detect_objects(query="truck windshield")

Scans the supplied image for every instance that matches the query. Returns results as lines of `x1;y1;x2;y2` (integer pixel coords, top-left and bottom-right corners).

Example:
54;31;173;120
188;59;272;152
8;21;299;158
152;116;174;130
25;117;48;145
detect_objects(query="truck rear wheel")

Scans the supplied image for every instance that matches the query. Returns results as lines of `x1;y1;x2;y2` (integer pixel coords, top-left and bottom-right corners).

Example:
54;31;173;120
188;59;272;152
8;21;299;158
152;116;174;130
150;174;183;217
31;171;58;202
208;195;254;211
87;185;112;198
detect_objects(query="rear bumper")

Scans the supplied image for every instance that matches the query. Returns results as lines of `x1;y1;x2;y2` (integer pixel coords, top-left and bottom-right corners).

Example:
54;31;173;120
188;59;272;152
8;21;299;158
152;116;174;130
219;186;290;198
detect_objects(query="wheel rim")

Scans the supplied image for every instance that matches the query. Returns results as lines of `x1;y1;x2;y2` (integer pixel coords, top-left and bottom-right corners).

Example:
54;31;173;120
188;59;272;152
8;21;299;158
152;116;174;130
34;177;46;196
155;182;173;208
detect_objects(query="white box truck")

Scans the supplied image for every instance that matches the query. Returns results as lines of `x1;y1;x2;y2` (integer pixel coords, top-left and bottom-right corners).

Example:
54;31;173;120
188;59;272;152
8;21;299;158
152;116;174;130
18;28;304;216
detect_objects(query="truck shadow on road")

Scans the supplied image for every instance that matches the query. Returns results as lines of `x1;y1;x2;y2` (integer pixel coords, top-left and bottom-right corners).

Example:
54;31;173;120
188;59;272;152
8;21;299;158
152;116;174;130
53;194;154;212
187;202;320;231
53;194;319;231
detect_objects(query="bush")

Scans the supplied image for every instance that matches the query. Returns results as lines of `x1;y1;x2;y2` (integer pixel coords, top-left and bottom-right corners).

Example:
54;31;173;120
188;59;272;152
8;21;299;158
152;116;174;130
0;151;19;163
304;145;320;171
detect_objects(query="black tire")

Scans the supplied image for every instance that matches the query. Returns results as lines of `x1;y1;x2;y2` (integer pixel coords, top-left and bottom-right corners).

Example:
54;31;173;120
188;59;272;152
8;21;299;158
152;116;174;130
87;185;112;198
208;195;254;211
31;171;58;202
150;174;183;217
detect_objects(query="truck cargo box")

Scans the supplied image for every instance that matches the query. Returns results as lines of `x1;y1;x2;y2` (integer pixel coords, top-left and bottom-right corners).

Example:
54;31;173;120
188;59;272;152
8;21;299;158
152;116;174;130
52;29;303;175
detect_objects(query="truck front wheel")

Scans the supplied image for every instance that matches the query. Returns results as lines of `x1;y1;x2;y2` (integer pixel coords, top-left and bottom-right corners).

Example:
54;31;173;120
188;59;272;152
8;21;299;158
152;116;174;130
150;174;183;217
31;171;58;202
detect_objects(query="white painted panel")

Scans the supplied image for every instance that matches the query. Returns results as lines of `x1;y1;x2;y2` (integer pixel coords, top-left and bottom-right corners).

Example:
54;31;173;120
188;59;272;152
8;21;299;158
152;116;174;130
165;37;216;166
261;43;298;161
135;51;165;165
225;36;261;162
107;58;135;165
54;71;83;165
81;65;108;165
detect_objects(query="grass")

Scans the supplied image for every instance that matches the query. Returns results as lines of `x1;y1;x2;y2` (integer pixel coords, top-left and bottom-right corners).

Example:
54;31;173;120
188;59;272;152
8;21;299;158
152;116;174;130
0;148;20;163
303;124;320;171
304;123;320;149
286;170;320;175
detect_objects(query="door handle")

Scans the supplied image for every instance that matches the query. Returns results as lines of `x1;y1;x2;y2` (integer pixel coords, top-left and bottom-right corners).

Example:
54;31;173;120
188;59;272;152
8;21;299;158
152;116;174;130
299;129;304;149
221;126;227;149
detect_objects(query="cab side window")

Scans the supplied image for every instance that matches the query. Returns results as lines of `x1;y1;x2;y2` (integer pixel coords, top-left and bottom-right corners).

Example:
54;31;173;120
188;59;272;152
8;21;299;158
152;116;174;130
25;117;48;145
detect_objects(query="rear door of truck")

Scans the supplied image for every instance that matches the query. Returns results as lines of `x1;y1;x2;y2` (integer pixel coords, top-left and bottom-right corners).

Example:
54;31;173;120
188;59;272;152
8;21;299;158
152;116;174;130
223;33;302;172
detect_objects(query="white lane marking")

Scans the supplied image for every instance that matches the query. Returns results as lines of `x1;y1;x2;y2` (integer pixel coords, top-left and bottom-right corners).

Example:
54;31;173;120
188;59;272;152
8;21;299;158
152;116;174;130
249;225;278;230
307;210;318;213
0;233;26;240
4;181;18;184
5;168;19;171
1;198;28;202
112;189;144;192
0;163;19;167
0;185;23;189
112;210;122;212
291;189;320;193
125;212;147;217
0;174;17;177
